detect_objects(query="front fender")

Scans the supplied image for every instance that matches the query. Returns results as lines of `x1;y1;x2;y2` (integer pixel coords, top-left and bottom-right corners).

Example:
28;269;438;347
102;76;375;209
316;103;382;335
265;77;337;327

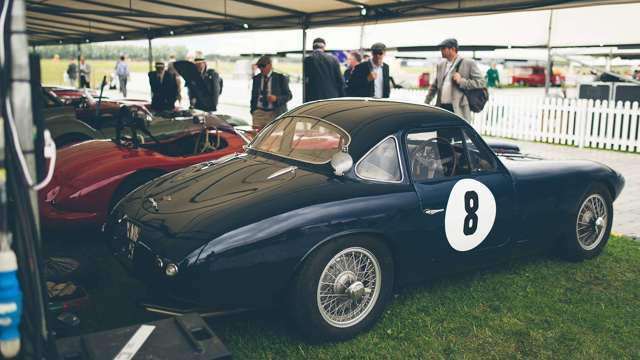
182;191;419;308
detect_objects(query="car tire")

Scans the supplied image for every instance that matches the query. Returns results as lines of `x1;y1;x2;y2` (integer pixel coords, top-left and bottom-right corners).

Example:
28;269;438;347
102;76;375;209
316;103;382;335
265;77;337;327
289;235;394;342
563;184;613;261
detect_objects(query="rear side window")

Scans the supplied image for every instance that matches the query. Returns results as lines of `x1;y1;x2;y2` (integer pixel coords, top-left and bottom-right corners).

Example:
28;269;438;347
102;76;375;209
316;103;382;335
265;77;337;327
356;136;402;182
462;129;497;173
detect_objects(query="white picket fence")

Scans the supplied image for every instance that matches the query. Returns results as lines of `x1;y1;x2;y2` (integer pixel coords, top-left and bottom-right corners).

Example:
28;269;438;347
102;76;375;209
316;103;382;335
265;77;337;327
472;97;640;153
389;88;640;153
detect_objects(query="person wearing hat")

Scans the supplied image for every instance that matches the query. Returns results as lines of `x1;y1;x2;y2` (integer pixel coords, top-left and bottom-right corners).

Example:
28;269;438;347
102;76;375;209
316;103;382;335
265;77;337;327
347;42;391;99
148;61;179;111
250;55;292;130
425;38;486;121
188;57;223;112
303;37;345;102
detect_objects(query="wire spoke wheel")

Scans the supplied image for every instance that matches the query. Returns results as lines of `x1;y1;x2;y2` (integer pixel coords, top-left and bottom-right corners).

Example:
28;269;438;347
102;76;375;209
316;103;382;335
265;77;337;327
316;247;381;328
576;194;608;251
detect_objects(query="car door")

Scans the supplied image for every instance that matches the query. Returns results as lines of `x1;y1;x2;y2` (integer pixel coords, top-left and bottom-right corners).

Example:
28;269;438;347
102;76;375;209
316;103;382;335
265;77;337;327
405;126;516;268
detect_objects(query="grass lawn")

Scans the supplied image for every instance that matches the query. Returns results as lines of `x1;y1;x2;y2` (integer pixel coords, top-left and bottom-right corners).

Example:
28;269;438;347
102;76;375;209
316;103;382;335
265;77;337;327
39;58;301;88
40;59;150;87
46;235;639;359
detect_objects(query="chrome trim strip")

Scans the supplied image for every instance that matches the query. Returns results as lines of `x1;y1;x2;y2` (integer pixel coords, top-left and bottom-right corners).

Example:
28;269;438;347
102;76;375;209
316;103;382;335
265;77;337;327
267;166;297;180
424;208;445;215
355;135;405;184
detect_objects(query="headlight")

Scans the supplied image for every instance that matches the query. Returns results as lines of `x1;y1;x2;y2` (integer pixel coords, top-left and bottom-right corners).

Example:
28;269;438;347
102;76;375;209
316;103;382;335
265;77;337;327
165;263;179;277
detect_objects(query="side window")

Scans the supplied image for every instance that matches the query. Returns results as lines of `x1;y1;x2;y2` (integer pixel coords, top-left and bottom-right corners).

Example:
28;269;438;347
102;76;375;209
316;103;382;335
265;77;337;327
462;129;497;173
356;136;402;182
406;127;470;182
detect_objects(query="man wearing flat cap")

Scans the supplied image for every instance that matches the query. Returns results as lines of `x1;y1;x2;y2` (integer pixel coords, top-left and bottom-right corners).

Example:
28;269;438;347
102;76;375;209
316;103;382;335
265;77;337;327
425;38;486;121
303;37;345;102
148;61;179;111
188;57;223;112
250;55;293;130
348;42;391;98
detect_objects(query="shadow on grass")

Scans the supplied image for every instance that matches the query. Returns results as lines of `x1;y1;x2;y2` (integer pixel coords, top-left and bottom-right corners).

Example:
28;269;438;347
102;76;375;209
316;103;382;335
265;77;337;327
43;232;640;359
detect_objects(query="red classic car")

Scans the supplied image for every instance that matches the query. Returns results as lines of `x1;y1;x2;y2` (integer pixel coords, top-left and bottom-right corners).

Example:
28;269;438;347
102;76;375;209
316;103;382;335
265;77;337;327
39;121;246;231
74;93;150;122
511;66;565;87
43;86;98;106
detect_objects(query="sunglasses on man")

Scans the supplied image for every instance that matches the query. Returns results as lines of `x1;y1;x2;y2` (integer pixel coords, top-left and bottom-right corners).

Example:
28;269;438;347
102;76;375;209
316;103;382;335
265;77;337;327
372;50;384;55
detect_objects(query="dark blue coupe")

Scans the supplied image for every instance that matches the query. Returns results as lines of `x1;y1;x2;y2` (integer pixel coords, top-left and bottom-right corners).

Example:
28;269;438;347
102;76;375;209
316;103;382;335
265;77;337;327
108;99;625;341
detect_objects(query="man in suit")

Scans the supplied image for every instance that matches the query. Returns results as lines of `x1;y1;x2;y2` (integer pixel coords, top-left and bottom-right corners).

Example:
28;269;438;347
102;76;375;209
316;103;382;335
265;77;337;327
148;61;178;111
425;38;486;121
250;55;293;130
303;37;345;102
189;57;223;112
343;51;362;96
348;43;391;99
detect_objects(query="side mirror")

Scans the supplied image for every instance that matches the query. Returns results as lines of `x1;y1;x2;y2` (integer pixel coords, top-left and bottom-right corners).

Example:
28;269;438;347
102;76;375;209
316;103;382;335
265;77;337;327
331;152;353;176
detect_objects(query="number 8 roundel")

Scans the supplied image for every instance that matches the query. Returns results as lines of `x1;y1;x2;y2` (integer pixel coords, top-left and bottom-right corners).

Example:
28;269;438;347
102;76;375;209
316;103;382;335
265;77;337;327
444;179;496;252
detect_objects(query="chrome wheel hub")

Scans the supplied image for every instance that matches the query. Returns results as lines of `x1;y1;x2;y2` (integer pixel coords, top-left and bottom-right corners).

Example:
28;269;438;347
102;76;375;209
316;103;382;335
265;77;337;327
576;194;608;251
316;247;381;328
346;281;368;302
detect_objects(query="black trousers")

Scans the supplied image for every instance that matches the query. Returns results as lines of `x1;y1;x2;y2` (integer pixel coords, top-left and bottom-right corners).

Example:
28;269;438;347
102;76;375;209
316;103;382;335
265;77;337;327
80;75;90;89
440;103;454;112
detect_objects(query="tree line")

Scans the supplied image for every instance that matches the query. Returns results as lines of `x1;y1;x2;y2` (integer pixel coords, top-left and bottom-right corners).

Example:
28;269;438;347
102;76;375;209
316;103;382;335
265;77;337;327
34;44;189;61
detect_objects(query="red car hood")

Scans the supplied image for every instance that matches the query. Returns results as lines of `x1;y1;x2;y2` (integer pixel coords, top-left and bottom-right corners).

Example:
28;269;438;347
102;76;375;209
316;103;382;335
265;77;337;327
50;140;161;191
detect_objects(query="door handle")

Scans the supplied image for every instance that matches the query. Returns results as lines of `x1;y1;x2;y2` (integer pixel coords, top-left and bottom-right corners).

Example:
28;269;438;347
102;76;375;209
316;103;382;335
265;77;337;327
423;208;444;215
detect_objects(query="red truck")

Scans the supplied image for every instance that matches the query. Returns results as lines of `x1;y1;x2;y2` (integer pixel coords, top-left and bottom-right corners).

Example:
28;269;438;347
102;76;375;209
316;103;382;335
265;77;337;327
512;66;565;87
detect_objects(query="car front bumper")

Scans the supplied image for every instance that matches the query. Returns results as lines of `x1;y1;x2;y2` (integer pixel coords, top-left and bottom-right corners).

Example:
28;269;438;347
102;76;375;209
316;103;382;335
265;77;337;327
39;201;99;230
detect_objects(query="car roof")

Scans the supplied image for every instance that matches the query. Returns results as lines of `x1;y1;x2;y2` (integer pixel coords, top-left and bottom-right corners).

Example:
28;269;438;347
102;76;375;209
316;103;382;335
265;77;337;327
286;98;468;160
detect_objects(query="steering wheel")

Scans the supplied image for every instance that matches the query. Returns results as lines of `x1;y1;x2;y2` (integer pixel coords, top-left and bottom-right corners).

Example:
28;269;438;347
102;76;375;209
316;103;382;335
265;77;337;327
115;106;159;148
193;126;221;154
410;137;457;179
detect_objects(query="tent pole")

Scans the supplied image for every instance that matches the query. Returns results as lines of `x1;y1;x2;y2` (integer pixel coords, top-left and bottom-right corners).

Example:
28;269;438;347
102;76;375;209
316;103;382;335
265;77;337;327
301;17;307;102
76;43;81;88
359;23;365;52
544;10;554;96
148;37;153;72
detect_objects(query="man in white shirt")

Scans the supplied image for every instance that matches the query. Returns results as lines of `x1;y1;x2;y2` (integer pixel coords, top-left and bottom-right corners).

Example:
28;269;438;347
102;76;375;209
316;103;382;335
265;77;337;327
348;43;391;98
250;55;292;129
425;38;486;121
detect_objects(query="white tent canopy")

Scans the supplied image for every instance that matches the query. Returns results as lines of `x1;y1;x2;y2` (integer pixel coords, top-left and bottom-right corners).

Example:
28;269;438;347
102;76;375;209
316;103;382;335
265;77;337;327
148;2;640;55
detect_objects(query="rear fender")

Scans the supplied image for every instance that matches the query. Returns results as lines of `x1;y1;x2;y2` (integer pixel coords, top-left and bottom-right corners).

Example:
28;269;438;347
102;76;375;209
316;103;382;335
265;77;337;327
47;117;102;142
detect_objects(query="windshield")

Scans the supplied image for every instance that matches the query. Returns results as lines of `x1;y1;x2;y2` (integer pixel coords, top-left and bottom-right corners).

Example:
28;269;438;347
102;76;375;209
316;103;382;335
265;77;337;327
250;116;350;164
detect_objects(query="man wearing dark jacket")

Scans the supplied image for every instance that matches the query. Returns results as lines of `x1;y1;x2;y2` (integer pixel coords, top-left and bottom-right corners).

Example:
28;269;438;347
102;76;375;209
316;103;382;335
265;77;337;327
188;57;223;111
148;61;178;111
348;43;391;98
303;38;345;102
250;55;293;130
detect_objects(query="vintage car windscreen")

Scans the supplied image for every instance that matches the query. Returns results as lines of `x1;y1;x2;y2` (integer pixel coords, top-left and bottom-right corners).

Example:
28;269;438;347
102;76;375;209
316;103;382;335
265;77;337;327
250;116;350;164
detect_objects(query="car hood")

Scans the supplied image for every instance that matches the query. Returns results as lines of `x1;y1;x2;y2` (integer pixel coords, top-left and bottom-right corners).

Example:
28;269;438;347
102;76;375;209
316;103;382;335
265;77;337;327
116;154;354;260
51;140;161;190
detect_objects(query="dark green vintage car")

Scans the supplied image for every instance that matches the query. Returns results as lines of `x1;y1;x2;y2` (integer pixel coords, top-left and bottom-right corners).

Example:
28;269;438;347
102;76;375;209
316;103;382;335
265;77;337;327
42;86;250;148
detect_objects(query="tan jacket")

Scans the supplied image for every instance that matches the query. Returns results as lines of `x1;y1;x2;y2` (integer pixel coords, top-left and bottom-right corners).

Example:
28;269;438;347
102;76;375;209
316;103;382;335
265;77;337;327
425;57;486;121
